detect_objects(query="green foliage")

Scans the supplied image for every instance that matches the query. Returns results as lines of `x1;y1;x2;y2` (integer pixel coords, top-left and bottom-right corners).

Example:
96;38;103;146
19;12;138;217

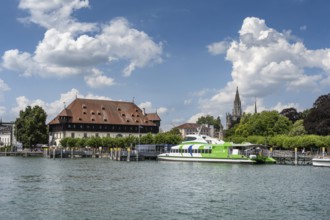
267;135;327;149
235;111;292;137
196;115;220;129
76;138;87;148
224;135;245;143
154;132;182;145
56;133;182;149
86;137;102;148
288;120;307;136
168;128;181;136
304;93;330;135
15;105;48;148
246;136;266;145
280;108;302;123
139;133;154;144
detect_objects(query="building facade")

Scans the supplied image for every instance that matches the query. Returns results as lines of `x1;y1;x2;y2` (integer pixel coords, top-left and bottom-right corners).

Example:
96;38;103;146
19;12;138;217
0;121;15;149
48;98;161;146
175;123;215;138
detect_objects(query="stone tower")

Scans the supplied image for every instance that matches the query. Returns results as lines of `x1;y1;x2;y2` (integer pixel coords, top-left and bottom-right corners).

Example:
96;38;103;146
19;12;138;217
226;87;242;129
232;87;242;121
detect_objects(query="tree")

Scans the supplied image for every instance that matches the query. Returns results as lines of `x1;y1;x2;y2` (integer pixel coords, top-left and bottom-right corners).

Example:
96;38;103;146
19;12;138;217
288;120;306;136
15;105;48;148
235;111;292;137
280;108;301;123
196;115;220;130
304;93;330;135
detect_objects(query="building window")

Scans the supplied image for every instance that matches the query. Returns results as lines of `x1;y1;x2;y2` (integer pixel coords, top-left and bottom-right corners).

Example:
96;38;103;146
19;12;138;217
96;133;99;137
71;133;75;138
84;133;87;138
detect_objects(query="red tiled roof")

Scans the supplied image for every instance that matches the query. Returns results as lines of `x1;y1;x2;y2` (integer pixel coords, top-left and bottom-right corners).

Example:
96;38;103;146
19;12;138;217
175;123;199;129
48;98;157;126
146;113;161;121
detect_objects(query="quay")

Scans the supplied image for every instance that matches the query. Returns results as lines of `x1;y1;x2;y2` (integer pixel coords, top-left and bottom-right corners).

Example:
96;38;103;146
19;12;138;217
0;148;321;166
0;151;43;157
272;150;313;165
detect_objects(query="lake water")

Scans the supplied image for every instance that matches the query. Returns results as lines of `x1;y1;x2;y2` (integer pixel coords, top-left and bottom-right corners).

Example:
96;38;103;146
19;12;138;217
0;157;329;220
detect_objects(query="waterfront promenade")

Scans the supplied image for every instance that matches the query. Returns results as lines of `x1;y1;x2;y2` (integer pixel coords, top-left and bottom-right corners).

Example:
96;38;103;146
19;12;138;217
0;148;322;165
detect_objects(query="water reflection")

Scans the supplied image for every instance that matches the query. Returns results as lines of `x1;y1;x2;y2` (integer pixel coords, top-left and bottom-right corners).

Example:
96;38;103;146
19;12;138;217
0;157;329;219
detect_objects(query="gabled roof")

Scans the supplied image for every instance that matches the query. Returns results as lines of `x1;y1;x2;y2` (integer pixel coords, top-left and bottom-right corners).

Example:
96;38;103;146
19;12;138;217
146;113;161;121
49;98;158;126
175;123;200;129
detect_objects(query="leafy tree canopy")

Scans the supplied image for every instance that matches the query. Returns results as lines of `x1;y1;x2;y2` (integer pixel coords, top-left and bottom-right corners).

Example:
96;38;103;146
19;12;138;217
288;119;306;136
235;110;292;137
15;105;48;148
304;93;330;136
280;107;302;123
196;115;220;130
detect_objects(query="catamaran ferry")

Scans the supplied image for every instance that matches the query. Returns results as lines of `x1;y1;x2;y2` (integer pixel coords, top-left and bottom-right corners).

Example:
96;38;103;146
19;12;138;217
157;134;276;164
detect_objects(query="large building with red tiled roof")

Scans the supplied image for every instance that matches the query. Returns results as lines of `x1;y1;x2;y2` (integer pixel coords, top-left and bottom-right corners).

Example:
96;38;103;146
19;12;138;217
48;98;161;146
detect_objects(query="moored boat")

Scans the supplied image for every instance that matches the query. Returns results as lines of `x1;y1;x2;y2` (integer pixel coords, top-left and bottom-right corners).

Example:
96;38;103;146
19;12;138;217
312;147;330;167
157;134;276;164
312;158;330;167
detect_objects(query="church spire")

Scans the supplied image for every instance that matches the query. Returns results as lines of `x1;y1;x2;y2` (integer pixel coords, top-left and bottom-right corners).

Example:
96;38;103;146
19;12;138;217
232;87;242;118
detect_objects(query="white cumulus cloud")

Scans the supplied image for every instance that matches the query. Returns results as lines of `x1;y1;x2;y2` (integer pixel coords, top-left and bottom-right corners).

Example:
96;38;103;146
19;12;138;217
203;16;330;121
84;69;115;88
207;41;230;55
2;0;163;83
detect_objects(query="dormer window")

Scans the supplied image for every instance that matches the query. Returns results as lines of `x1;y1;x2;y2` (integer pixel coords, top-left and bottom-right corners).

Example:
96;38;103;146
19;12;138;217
83;111;87;114
132;114;135;117
97;111;101;116
91;111;95;115
103;118;108;122
117;107;121;111
101;106;105;110
78;117;82;121
126;119;130;122
82;104;87;109
122;113;125;117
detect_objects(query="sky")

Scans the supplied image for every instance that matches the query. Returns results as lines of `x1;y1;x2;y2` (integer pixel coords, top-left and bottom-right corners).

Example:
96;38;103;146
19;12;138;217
1;0;330;131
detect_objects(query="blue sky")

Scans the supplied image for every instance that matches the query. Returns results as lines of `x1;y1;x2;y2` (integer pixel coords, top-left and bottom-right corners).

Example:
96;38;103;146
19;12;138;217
1;0;330;131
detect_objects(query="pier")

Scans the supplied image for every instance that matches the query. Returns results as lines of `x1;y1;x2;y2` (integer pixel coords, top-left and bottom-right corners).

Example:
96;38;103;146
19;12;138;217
0;151;43;157
272;150;313;165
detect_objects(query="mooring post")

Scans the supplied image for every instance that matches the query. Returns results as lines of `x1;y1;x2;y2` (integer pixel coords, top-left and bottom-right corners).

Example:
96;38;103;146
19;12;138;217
269;147;273;158
117;148;121;161
71;148;73;159
99;147;102;159
322;147;325;158
127;147;131;162
53;148;55;160
294;147;298;165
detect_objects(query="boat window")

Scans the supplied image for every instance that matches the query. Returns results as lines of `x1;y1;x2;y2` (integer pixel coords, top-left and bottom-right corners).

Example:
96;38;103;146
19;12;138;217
183;136;197;142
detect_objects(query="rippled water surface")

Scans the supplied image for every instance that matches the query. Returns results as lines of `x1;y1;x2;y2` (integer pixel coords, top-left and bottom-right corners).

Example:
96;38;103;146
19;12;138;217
0;157;329;220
